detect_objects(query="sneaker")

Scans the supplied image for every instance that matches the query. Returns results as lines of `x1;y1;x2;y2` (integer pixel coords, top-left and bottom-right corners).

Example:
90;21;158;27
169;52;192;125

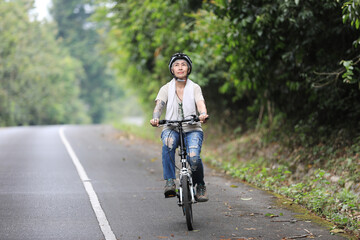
164;179;176;198
195;184;208;202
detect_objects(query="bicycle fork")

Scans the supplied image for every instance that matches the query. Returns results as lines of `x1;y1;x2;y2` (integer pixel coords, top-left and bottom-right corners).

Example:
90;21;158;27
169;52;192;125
178;163;196;206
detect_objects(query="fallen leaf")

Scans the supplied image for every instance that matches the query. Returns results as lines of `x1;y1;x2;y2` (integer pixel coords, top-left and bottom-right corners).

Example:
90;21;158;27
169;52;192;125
230;185;238;188
330;229;345;233
150;158;157;162
241;197;252;201
265;213;279;218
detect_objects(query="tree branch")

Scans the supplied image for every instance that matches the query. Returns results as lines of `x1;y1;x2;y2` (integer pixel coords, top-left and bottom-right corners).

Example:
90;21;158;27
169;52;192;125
312;55;360;88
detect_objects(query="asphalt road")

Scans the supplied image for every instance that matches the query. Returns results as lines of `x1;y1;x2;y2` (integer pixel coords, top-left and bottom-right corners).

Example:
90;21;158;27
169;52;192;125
0;125;348;240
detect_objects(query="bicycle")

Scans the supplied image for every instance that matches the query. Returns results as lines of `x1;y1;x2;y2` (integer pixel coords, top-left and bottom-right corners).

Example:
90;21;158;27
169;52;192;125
159;115;206;231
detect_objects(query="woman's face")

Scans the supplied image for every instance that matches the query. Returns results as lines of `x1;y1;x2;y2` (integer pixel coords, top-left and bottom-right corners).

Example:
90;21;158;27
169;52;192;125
172;60;189;80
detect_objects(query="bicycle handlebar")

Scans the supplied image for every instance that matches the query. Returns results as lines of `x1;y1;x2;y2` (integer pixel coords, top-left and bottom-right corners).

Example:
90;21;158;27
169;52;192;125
158;115;209;125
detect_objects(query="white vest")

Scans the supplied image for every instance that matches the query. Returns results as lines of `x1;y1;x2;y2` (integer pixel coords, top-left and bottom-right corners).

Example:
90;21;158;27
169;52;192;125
165;79;197;120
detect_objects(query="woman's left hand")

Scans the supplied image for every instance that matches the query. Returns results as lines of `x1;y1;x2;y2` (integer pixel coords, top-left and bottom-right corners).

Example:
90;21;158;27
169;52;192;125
199;114;209;124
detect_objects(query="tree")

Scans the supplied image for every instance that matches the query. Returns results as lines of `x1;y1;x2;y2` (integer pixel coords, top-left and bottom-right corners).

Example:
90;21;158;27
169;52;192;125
195;0;360;134
96;0;204;113
51;0;119;123
99;0;360;139
0;0;89;126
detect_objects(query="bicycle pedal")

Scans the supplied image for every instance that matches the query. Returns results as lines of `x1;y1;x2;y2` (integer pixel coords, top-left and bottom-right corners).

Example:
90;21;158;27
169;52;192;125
164;191;176;198
165;195;176;198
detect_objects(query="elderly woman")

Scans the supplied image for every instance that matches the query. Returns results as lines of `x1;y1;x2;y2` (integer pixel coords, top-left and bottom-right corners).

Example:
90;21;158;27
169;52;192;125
150;53;209;202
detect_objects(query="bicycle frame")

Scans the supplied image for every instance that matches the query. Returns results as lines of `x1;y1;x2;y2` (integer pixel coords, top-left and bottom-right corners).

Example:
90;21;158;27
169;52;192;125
177;122;196;206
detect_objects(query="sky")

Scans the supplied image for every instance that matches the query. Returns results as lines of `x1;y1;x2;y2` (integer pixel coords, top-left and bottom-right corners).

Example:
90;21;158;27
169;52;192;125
33;0;52;20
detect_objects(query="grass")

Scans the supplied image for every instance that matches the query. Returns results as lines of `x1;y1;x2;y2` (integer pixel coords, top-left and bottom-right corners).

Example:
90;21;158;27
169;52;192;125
202;129;360;239
111;120;161;142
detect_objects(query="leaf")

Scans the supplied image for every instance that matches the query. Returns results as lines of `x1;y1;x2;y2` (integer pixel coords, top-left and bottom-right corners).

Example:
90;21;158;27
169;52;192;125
330;229;345;234
230;184;238;188
241;197;252;201
265;213;279;218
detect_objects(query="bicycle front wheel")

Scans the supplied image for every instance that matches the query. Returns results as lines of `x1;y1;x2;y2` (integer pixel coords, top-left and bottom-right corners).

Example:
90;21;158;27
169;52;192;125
181;175;193;231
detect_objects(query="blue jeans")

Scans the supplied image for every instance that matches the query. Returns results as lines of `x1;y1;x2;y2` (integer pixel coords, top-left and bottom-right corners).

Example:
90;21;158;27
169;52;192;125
161;129;205;186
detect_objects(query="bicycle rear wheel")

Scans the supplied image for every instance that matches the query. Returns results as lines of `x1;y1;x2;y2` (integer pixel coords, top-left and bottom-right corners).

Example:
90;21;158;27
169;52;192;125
181;175;193;231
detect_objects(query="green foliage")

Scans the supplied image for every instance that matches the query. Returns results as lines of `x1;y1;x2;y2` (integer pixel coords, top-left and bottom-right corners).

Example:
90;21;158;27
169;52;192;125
98;0;360;138
343;0;360;31
0;0;90;126
51;0;121;123
94;0;202;114
341;60;356;84
341;0;360;87
209;0;360;129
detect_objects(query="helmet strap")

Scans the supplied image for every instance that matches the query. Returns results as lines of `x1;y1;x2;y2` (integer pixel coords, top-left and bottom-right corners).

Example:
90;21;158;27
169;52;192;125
176;78;186;82
175;76;187;82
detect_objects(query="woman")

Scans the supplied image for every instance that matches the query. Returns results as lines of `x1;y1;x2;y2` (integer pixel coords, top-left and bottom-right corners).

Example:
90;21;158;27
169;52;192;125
150;53;209;202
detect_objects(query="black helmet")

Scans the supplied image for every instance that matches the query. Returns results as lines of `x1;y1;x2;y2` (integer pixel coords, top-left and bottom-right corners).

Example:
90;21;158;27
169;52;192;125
168;53;192;76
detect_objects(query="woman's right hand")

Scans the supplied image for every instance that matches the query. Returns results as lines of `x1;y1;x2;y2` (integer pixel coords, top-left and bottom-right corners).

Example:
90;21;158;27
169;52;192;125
150;118;159;127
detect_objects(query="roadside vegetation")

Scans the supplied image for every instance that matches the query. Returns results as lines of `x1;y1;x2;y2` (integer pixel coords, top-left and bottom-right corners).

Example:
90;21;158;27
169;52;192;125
0;0;122;126
202;123;360;238
0;0;90;125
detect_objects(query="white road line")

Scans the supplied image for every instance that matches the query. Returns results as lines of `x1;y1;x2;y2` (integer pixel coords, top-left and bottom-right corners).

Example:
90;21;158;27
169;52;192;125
59;127;117;240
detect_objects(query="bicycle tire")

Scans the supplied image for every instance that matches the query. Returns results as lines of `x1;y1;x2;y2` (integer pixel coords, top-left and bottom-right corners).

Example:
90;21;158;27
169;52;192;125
181;175;193;231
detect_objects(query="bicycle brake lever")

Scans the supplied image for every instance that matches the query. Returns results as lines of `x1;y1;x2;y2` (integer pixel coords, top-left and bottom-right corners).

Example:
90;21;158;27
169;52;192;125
191;115;200;122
